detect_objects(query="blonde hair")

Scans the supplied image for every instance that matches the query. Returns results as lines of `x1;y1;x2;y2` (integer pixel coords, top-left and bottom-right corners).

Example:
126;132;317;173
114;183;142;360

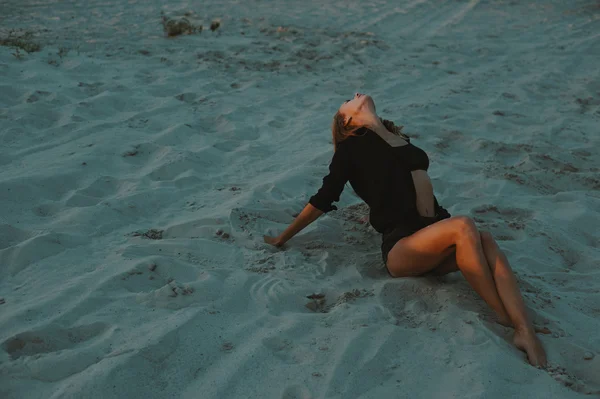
331;112;409;152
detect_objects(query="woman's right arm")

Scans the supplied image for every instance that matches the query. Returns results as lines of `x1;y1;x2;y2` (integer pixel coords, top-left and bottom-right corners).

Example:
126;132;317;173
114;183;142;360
264;146;352;247
264;203;324;247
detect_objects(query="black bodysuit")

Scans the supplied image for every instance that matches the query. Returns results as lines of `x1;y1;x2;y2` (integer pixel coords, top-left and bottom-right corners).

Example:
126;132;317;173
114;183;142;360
309;127;450;245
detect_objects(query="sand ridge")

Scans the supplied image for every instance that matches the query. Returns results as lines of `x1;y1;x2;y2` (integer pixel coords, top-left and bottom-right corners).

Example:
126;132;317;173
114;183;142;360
1;0;599;398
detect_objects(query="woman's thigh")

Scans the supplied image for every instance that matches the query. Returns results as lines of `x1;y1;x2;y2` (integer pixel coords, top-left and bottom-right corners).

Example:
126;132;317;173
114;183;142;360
386;216;466;278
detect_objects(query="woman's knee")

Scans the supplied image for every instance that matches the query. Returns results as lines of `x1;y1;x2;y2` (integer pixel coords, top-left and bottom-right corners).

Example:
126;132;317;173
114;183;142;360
451;215;479;240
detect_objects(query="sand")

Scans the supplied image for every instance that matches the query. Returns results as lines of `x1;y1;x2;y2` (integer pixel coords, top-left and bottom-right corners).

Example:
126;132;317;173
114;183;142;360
1;0;599;398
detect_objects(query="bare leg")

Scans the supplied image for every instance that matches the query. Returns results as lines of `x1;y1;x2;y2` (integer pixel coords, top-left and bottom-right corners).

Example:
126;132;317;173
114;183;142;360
479;231;547;367
424;236;552;339
386;216;547;367
478;231;523;326
423;247;459;276
388;216;510;322
425;235;551;333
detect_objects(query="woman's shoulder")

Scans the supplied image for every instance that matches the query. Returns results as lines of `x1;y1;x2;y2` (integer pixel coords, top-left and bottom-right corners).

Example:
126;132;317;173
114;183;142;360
334;138;360;167
338;128;380;154
335;139;353;157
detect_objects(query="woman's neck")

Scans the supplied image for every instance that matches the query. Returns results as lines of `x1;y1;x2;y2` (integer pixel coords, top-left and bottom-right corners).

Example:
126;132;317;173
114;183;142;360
365;116;409;147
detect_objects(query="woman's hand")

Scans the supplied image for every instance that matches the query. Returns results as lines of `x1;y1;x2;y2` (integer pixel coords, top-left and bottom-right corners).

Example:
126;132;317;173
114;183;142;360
263;235;285;248
262;204;323;249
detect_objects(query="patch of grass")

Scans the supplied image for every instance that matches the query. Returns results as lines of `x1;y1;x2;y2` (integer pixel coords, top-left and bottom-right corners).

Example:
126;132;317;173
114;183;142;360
47;47;72;66
129;229;164;240
0;29;42;54
160;12;202;37
58;47;69;59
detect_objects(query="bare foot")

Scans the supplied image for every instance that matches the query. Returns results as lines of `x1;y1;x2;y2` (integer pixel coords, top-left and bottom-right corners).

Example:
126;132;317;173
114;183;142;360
513;328;547;368
534;326;552;335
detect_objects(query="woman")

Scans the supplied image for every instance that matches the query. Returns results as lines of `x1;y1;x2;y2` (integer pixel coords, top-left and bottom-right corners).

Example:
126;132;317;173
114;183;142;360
263;92;547;367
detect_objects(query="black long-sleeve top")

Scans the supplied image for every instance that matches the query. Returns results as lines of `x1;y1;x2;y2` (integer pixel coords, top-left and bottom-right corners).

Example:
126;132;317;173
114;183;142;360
308;127;450;235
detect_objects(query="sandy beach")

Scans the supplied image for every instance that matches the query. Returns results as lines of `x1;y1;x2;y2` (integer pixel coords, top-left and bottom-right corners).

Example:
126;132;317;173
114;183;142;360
1;0;599;397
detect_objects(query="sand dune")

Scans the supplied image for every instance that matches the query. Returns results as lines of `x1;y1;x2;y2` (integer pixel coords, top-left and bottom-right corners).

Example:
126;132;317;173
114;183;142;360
1;0;599;398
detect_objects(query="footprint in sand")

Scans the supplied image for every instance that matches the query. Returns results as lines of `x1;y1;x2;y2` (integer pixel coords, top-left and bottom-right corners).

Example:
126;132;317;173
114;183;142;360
212;139;245;153
65;175;122;207
174;92;197;104
230;207;294;240
281;385;313;399
31;202;62;218
2;322;110;360
378;280;448;329
105;255;205;310
0;231;89;277
76;81;105;97
262;336;314;365
471;204;535;235
0;224;33;251
25;90;53;104
544;351;600;396
483;146;597;194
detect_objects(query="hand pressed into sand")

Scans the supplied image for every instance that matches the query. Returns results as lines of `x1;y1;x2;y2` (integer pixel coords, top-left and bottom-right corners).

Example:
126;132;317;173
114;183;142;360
264;204;324;248
263;235;284;247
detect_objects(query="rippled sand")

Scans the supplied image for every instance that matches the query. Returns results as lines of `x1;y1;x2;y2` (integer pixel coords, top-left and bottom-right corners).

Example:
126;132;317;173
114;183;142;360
1;0;599;398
